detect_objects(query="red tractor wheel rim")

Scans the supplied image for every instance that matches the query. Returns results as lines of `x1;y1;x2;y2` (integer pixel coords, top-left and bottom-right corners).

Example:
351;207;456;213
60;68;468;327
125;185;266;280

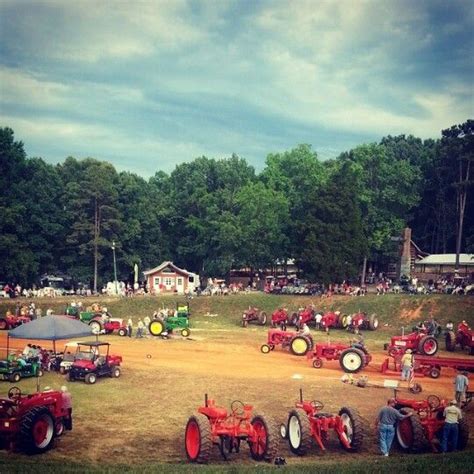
423;339;436;354
251;419;267;456
185;420;200;460
397;419;413;448
33;416;53;448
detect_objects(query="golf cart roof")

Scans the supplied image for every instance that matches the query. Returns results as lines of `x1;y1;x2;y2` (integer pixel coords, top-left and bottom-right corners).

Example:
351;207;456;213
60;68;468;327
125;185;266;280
76;341;110;347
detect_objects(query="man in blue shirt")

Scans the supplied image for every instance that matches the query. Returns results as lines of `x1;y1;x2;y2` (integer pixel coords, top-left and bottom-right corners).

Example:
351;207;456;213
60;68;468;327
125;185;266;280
375;398;413;456
454;371;469;404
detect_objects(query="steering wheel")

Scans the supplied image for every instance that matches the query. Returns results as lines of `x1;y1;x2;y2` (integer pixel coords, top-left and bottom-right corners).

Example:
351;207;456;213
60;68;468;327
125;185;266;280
8;386;21;400
427;395;441;409
311;400;324;410
230;400;245;416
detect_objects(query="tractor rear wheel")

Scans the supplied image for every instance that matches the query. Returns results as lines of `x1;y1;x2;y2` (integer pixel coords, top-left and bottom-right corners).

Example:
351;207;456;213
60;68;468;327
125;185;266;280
185;414;212;463
418;336;438;355
258;311;267;325
287;408;312;455
445;331;456;351
338;407;364;451
20;407;55;454
457;418;469;450
290;336;311;356
249;413;278;461
85;373;97;384
396;408;427;452
149;319;165;336
339;348;365;373
341;315;350;328
368;314;379;330
88;320;102;335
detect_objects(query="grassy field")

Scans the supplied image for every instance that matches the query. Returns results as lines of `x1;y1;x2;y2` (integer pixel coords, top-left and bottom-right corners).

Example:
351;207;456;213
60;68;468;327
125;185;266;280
0;293;473;473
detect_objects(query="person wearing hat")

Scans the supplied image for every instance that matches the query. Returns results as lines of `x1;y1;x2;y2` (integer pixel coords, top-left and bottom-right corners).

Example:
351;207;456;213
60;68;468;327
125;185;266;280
400;349;414;381
441;399;463;453
454;370;469;405
375;398;413;456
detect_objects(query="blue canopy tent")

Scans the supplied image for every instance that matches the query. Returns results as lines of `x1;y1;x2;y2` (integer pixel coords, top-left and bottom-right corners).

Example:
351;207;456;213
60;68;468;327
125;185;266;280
7;314;94;355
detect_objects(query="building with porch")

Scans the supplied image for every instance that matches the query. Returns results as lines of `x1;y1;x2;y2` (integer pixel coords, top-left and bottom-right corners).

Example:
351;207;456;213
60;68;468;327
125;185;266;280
143;261;200;295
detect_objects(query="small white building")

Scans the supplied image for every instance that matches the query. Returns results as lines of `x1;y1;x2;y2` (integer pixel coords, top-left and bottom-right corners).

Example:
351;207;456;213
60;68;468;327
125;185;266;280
414;254;474;280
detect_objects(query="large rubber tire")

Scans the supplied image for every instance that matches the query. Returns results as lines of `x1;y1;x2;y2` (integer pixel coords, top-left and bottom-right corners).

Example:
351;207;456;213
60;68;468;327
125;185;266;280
457;418;469;450
339;348;365;373
118;328;127;337
149;319;165;336
249;413;279;462
287;408;312;456
290;336;311;356
10;372;21;383
88;320;102;334
369;314;379;331
418;336;438;356
181;328;190;337
0;318;8;330
338;407;364;451
185;414;212;463
20;407;55;454
396;408;427;452
445;331;456;352
340;315;350;328
258;311;267;326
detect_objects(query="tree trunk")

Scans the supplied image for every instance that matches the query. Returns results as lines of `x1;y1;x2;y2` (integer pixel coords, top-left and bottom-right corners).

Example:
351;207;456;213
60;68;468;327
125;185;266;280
360;256;367;287
455;159;470;271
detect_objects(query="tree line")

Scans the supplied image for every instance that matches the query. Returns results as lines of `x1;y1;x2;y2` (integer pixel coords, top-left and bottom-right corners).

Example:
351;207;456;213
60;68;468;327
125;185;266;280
0;120;472;290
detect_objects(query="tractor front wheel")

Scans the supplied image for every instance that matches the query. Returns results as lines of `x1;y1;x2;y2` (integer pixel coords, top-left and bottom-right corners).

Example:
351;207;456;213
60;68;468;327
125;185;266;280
287;408;312;456
339;348;365;373
261;344;271;354
396;408;427;452
149;319;165;336
312;358;323;369
445;331;456;352
118;328;127;337
181;328;190;337
249;413;278;461
338;407;364;451
418;336;438;356
289;336;311;356
185;414;212;463
20;407;55;454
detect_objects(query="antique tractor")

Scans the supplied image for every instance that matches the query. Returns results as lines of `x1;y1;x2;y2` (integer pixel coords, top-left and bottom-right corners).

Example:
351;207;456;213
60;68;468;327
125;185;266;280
184;394;278;463
280;389;364;455
347;312;379;332
67;342;122;384
149;302;191;337
394;394;469;452
384;330;438;358
289;305;317;327
76;307;127;336
241;307;267;327
0;357;43;383
0;386;72;453
261;329;313;356
0;313;31;330
308;341;372;373
445;322;474;355
271;308;288;329
320;311;344;331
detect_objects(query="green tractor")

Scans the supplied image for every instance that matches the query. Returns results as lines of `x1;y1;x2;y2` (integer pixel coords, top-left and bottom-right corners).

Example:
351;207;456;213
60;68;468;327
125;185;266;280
149;303;191;337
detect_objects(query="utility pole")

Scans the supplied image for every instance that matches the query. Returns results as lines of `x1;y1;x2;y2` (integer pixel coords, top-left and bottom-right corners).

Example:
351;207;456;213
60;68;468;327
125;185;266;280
112;240;118;295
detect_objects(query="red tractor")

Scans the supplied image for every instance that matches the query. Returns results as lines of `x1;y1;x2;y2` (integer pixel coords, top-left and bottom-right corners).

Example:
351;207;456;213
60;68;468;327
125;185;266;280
289;305;318;327
320;311;343;331
384;329;438;358
280;389;364;455
241;307;267;327
0;386;72;453
445;322;474;355
261;328;313;356
347;312;379;332
0;313;31;330
271;308;288;329
184;394;278;463
394;394;469;452
308;341;372;373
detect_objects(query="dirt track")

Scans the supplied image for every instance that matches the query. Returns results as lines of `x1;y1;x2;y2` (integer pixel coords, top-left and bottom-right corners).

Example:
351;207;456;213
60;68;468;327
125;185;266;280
0;329;471;466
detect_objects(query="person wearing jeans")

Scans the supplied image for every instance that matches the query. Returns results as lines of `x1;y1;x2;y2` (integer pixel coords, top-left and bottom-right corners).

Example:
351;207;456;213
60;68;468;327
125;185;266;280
441;400;463;453
375;398;413;456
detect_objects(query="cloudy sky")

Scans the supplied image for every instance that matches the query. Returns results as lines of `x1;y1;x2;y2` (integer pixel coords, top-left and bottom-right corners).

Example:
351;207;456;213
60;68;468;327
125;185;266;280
1;0;473;177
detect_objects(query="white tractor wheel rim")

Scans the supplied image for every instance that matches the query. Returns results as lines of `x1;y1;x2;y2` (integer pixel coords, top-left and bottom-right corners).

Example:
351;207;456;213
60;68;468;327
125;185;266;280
36;415;54;448
342;352;362;371
288;415;301;449
340;413;353;443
